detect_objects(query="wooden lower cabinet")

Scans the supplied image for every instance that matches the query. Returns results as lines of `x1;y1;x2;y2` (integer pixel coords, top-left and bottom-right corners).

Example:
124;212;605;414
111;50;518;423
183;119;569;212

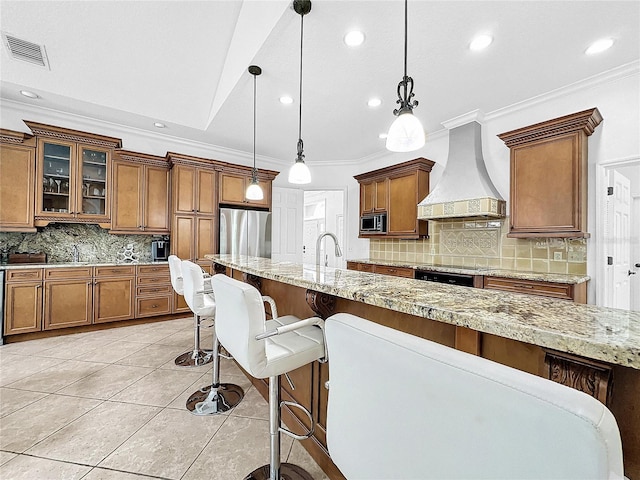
136;264;172;317
43;278;93;330
93;265;135;323
483;276;586;303
4;281;42;334
346;261;414;278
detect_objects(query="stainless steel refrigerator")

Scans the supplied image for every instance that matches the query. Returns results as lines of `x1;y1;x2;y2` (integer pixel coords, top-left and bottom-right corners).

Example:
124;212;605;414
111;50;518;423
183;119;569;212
219;207;272;258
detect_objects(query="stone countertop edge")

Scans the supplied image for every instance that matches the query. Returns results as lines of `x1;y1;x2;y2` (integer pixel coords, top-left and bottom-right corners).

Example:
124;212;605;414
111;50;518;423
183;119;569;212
347;258;590;285
0;261;169;270
207;254;639;370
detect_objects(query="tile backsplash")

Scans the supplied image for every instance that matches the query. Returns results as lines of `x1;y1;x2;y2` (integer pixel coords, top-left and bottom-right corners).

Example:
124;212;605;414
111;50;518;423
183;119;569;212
370;218;587;275
0;224;154;263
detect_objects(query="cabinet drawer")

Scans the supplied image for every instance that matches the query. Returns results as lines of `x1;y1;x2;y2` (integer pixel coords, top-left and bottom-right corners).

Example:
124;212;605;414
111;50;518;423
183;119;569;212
44;267;93;280
136;295;172;317
483;276;573;301
136;285;173;297
137;275;171;286
374;265;414;278
137;264;169;276
94;265;136;277
6;269;43;282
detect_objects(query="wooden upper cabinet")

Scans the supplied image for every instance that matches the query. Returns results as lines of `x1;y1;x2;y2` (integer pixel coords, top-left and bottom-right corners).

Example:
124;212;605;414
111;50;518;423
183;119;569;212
498;108;602;238
355;158;434;239
169;158;217;215
0;129;37;232
197;169;216;214
24;122;122;229
111;151;170;234
219;171;274;209
360;179;388;215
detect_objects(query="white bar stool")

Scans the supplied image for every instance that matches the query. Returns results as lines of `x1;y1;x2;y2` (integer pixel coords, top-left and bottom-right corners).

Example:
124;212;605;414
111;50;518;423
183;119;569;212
181;260;244;415
211;274;325;480
324;313;625;480
168;255;212;367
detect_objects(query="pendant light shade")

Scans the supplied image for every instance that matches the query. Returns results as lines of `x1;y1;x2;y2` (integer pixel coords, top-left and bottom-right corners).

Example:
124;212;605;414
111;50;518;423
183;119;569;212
386;0;425;152
246;65;264;201
288;0;312;185
386;111;425;152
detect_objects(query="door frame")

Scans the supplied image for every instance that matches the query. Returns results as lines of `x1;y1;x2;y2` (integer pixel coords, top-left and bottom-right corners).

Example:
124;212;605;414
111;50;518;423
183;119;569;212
595;155;640;309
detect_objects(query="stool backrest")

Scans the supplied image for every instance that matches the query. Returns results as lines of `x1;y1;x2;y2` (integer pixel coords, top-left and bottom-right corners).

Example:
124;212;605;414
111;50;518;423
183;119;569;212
181;260;214;316
211;274;267;377
325;313;624;480
168;255;184;295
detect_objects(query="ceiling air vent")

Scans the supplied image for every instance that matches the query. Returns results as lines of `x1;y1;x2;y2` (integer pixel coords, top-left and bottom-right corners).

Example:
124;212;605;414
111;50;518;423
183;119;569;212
2;32;50;69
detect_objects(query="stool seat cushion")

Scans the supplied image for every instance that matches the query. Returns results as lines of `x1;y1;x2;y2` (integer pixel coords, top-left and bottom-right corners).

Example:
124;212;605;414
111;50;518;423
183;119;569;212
325;313;624;480
212;274;324;380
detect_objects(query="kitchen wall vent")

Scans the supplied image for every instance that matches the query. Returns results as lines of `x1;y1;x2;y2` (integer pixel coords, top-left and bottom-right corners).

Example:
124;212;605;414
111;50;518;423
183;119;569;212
2;32;50;69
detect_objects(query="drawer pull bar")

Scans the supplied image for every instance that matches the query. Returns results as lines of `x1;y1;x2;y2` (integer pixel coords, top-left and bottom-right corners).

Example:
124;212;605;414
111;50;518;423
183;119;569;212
514;284;534;289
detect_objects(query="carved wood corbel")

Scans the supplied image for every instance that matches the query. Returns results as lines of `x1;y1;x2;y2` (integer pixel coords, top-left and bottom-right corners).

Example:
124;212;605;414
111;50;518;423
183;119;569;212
544;349;613;406
305;290;336;319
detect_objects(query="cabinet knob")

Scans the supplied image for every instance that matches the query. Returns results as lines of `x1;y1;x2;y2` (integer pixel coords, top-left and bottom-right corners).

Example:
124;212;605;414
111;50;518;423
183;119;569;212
151;304;159;308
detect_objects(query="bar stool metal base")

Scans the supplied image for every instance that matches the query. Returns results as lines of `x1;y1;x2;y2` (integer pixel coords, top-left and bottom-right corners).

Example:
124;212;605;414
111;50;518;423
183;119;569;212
186;383;244;415
174;350;213;367
244;463;314;480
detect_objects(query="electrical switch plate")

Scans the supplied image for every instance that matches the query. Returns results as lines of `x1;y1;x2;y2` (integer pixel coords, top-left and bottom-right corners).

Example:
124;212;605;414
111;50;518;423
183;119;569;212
553;252;563;261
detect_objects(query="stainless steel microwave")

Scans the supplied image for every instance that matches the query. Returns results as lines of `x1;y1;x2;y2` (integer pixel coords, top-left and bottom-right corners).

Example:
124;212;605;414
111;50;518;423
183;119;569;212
360;213;386;233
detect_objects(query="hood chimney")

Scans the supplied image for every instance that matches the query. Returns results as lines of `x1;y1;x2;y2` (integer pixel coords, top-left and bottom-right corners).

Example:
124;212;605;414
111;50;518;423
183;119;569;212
418;111;505;220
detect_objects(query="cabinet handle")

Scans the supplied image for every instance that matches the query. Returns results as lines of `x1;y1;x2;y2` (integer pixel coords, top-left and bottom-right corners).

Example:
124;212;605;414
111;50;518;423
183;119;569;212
151;304;159;308
514;284;534;289
112;269;121;273
36;284;42;289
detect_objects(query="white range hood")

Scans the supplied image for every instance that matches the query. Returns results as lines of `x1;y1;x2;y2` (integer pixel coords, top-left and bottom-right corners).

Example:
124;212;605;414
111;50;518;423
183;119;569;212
418;111;505;220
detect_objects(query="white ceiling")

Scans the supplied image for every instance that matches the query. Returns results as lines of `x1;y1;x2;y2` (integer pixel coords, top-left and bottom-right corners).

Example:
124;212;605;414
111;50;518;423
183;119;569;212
1;0;638;165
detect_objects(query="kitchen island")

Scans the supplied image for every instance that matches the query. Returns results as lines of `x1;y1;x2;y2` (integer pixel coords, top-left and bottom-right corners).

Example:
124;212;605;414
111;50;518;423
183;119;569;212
208;254;640;479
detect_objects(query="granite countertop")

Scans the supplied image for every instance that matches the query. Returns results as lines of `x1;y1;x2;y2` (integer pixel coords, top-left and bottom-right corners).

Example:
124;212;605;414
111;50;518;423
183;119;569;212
0;261;168;270
347;258;590;285
207;254;639;370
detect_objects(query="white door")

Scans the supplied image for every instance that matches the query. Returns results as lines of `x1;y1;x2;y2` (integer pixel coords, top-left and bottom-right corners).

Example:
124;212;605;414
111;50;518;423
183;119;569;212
271;187;303;263
603;170;632;309
631;196;640;310
303;219;323;265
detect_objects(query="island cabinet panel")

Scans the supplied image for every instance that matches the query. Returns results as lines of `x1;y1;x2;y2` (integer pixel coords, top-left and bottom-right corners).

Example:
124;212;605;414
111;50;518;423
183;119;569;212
498;108;602;238
4;279;43;334
0;130;37;232
93;265;135;324
355;158;434;239
43;278;93;330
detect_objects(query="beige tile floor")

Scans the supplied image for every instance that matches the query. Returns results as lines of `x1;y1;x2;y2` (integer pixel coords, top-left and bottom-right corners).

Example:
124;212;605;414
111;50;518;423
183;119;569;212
0;318;329;480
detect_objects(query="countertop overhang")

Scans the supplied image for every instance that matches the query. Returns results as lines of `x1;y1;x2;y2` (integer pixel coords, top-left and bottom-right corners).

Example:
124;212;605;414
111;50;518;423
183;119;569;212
207;254;639;370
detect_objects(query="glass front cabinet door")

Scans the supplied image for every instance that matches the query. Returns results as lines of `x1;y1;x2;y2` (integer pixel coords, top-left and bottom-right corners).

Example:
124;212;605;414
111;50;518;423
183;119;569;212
29;122;121;228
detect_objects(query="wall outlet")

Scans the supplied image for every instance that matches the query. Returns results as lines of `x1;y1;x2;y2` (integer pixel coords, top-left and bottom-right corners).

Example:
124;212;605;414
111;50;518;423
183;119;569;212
553;252;563;261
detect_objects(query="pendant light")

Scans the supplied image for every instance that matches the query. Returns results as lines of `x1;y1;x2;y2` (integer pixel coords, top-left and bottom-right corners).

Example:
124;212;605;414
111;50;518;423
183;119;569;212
386;0;425;152
246;65;264;201
288;0;312;185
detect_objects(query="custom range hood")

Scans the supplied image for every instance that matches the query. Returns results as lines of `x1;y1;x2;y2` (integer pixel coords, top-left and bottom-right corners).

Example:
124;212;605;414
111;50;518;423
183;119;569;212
418;111;506;220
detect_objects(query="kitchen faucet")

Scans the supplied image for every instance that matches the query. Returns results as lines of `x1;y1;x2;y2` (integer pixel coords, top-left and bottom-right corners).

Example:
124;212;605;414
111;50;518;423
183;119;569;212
316;232;342;268
72;244;79;263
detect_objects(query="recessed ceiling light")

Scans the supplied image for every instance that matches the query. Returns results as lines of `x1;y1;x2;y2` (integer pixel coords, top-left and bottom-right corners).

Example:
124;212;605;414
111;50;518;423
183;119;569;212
279;96;293;105
469;34;493;51
585;38;614;55
344;30;365;47
153;122;166;128
367;98;382;108
379;133;388;139
20;90;39;99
